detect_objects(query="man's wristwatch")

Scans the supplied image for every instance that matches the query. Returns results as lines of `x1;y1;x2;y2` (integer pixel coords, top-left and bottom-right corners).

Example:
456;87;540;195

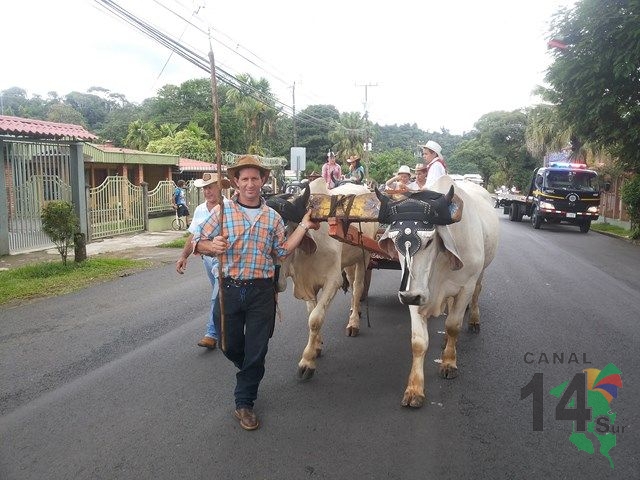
299;222;310;232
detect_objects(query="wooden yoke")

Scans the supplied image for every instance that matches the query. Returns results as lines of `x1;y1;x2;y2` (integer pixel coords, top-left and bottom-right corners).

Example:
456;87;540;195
327;218;393;259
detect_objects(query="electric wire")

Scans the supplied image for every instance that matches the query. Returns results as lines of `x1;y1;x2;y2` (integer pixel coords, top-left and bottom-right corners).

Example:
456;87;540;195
94;0;367;133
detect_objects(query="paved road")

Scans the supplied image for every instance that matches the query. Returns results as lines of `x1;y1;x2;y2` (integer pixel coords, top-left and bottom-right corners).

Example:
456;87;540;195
1;214;639;479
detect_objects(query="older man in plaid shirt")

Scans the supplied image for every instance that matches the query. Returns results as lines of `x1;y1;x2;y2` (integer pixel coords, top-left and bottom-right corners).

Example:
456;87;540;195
193;155;318;431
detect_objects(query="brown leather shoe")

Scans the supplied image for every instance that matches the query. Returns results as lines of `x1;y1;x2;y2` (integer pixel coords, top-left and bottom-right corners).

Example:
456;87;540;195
234;408;259;431
197;336;217;349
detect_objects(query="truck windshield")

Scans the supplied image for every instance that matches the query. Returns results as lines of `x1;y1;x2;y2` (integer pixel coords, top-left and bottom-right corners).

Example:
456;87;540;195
545;171;598;192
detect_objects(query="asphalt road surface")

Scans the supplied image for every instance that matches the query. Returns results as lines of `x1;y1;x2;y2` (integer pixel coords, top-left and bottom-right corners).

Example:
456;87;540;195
1;213;639;479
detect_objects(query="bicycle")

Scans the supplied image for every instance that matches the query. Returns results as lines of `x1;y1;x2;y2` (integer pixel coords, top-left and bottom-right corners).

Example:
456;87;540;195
171;209;186;230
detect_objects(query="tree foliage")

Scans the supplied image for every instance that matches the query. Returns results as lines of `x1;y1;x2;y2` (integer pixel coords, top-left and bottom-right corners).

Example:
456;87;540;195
474;110;538;190
41;201;79;265
146;122;216;161
545;0;640;172
620;174;640;238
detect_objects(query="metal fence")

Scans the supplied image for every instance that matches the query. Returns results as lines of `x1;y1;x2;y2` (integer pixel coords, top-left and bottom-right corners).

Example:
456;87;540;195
4;140;72;253
148;180;176;213
148;179;202;214
88;176;145;240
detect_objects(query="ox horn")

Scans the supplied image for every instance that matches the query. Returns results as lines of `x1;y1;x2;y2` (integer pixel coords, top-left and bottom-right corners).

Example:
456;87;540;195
445;185;454;202
375;187;390;223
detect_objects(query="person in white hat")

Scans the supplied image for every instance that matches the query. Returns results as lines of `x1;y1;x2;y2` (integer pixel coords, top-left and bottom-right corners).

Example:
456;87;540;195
384;165;412;191
419;140;448;189
176;171;231;350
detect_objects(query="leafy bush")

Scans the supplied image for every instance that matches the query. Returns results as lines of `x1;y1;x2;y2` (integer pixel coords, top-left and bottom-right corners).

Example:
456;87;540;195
620;174;640;239
41;201;79;265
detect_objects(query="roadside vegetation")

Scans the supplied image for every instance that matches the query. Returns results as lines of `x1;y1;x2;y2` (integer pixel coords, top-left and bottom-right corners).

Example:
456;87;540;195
158;235;188;249
590;223;632;238
0;258;149;305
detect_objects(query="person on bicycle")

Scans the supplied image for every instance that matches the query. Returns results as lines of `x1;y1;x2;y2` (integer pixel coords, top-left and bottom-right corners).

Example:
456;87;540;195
172;179;190;226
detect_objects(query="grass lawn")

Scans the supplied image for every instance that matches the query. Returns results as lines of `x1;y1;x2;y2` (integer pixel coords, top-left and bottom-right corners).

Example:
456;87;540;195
0;258;150;305
591;223;631;238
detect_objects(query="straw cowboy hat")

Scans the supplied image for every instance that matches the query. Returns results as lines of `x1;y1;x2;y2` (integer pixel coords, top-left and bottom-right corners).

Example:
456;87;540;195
396;165;411;175
420;140;443;157
412;163;428;172
193;171;231;189
226;155;271;187
346;155;360;163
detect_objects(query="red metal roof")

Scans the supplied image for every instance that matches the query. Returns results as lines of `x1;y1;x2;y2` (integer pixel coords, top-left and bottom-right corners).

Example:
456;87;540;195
178;157;225;172
0;115;98;140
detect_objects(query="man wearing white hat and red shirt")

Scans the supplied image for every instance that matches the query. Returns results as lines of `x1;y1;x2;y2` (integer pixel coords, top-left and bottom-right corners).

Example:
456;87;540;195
420;140;448;189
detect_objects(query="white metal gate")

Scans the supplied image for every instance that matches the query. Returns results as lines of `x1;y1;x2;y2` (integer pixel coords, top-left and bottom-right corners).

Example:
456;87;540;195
89;176;144;240
4;140;72;253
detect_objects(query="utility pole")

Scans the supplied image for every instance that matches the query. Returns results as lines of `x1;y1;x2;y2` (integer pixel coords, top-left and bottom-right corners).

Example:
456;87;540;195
292;82;297;147
356;82;377;182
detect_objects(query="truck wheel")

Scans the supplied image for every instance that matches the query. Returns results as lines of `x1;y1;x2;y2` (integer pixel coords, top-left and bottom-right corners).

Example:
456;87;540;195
531;206;542;229
509;203;519;221
579;220;591;233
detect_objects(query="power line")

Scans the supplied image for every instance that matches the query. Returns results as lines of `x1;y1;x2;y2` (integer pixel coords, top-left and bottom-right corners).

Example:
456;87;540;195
93;0;367;133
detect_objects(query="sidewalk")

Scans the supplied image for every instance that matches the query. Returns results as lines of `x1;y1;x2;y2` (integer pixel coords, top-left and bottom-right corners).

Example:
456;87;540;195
0;230;188;271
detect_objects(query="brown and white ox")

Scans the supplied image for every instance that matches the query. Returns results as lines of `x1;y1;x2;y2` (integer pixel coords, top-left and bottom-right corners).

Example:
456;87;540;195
267;178;377;381
377;175;499;407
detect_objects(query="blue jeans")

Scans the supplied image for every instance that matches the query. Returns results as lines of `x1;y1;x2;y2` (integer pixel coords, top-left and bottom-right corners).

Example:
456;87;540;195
214;279;275;409
202;256;219;340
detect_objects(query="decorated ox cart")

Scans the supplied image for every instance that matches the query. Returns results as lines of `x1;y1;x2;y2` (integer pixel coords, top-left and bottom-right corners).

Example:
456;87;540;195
266;177;498;408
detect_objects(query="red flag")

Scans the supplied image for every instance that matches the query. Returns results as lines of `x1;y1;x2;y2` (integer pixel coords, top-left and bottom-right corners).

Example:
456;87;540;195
547;39;568;50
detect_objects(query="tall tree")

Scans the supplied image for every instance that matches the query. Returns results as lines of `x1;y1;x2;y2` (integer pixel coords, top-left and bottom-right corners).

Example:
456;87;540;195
124;119;156;150
474;110;537;190
295;105;340;163
329;111;367;160
545;0;640;172
225;73;280;154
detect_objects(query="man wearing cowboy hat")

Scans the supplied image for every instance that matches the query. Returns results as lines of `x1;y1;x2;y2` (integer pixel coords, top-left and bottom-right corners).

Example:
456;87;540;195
408;163;428;190
384;165;412;191
344;155;365;184
176;171;230;350
419;140;448;189
192;155;319;431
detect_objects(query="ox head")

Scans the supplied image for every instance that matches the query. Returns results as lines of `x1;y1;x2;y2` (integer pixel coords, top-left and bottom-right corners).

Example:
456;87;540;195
265;185;316;293
376;186;464;306
375;185;460;226
265;185;310;224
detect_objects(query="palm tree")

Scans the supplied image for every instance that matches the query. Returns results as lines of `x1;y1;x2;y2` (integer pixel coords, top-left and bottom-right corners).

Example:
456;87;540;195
328;111;367;160
124;119;153;151
226;74;280;153
525;88;599;164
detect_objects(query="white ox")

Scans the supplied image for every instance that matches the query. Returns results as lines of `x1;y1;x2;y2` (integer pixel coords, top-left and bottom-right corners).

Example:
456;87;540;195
378;175;499;407
277;178;378;381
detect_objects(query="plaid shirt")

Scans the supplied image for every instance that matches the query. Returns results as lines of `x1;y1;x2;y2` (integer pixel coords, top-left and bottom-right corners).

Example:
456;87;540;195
193;196;288;280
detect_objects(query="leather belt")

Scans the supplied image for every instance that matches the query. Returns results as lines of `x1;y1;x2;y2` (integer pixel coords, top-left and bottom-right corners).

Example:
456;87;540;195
223;277;273;287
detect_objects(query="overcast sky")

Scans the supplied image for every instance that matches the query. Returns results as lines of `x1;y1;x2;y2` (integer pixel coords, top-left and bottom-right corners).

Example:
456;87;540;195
3;0;575;135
